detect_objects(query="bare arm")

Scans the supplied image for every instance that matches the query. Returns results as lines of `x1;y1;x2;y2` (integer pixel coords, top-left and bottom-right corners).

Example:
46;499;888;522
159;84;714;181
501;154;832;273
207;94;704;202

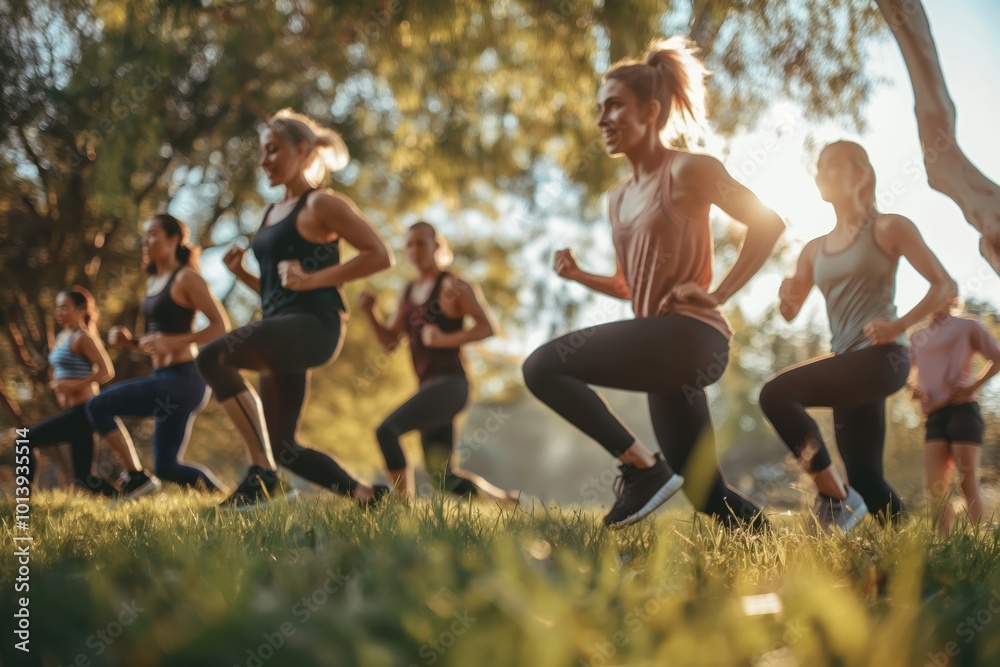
425;277;498;349
360;290;408;353
281;193;394;290
967;322;1000;392
691;155;786;305
556;250;630;301
880;215;957;332
224;246;261;293
778;239;819;322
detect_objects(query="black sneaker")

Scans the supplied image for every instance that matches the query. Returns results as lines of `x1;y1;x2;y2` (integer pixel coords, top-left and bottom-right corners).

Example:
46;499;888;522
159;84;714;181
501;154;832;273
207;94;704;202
221;465;278;511
77;474;120;497
360;484;391;508
603;454;685;528
112;469;162;506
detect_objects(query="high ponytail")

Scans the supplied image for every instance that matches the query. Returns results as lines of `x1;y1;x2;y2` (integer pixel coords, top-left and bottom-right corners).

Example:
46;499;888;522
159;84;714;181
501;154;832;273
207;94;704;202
266;109;350;187
146;213;201;275
60;286;99;334
606;36;708;144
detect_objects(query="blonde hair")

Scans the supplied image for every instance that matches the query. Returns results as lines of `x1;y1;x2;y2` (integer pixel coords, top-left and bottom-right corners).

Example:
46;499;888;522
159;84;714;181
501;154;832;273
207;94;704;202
266;109;350;187
606;36;708;144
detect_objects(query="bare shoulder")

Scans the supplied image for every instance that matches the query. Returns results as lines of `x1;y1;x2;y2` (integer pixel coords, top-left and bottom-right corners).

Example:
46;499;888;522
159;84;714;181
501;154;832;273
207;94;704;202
173;266;205;288
307;188;354;216
442;272;474;296
671;151;725;183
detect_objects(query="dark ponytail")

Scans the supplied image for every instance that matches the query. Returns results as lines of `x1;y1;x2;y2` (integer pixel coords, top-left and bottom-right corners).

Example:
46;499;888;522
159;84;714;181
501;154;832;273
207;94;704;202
60;285;99;334
146;213;201;275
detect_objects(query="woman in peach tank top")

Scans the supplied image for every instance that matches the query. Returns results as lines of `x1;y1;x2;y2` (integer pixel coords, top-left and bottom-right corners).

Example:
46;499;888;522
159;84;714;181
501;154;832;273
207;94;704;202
522;37;785;530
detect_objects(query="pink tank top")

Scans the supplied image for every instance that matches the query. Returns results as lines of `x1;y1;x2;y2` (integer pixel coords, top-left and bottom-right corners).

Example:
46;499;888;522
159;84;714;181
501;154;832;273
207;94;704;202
609;154;733;341
909;314;1000;414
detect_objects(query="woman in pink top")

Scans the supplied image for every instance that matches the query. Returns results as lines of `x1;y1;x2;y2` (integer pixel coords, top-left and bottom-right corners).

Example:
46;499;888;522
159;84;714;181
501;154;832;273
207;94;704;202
909;298;1000;533
522;38;785;529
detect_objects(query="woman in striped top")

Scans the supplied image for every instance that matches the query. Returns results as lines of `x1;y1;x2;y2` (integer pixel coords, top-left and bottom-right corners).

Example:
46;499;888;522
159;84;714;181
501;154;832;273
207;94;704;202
25;286;121;494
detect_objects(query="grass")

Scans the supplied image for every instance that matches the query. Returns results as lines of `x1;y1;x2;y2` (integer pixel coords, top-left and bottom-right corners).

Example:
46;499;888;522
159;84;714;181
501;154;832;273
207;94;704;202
2;491;1000;667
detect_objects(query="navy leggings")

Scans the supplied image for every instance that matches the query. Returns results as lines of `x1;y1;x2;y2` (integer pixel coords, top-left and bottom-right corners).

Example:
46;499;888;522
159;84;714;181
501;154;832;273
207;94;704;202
27;403;95;487
196;312;360;495
523;315;763;528
758;344;909;521
377;375;477;492
85;361;222;490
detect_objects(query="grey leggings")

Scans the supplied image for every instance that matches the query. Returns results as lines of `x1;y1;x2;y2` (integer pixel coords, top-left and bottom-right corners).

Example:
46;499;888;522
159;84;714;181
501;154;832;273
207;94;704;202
522;315;764;528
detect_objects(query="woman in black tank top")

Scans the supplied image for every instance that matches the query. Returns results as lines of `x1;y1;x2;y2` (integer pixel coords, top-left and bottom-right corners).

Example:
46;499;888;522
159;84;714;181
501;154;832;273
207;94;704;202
197;109;394;510
86;214;230;500
358;222;514;501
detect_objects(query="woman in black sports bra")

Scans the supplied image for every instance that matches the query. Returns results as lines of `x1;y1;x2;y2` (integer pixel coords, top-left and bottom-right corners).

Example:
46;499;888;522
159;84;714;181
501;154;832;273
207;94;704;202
198;109;394;509
359;221;513;501
87;213;230;501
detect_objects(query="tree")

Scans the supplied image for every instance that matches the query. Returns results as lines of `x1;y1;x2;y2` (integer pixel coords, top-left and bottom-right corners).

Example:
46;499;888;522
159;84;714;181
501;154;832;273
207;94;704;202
875;0;1000;273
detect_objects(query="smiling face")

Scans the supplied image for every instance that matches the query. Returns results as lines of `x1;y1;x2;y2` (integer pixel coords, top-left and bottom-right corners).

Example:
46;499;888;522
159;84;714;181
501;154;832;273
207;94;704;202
54;292;84;328
259;128;307;187
814;144;868;205
141;217;178;268
597;78;658;156
405;225;438;271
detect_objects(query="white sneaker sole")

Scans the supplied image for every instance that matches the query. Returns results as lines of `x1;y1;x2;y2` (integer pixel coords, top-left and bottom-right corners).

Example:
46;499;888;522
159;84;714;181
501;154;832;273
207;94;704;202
609;474;685;529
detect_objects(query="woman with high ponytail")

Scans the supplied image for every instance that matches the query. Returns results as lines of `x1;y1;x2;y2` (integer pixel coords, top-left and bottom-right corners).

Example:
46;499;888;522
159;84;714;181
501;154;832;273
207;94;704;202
198;109;394;510
25;287;123;494
760;140;956;530
523;38;784;530
84;213;230;501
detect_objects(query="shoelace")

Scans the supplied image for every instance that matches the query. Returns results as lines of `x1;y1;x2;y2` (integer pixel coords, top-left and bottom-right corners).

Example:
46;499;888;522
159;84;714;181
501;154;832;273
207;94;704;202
612;465;634;502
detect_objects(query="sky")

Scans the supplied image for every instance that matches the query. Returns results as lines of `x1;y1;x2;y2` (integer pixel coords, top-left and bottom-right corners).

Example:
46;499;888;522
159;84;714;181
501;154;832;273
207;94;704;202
716;0;1000;330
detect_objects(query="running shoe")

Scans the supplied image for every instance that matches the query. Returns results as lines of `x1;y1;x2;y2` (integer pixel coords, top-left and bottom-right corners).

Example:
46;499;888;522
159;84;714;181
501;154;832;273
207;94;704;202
813;485;868;533
78;474;120;497
603;453;685;528
113;469;162;505
220;465;278;511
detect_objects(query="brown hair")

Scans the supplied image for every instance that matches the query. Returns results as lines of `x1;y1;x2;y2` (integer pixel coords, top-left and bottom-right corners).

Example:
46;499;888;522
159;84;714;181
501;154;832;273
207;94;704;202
59;285;99;333
605;36;708;143
407;221;453;268
266;109;350;187
819;141;877;214
146;213;200;275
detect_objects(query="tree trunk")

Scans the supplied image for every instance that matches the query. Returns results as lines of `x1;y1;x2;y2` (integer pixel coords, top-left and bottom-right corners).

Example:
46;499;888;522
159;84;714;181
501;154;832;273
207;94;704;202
875;0;1000;273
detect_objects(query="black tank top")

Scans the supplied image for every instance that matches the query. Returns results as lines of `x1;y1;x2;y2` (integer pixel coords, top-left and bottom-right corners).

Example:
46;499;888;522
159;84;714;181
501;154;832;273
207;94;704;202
399;271;465;386
252;189;347;321
142;267;195;334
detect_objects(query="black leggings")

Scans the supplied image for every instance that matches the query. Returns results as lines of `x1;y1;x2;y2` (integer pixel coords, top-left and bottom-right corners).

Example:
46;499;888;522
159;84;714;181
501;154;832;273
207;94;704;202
522;315;762;527
377;375;474;490
27;403;95;486
85;361;221;490
196;311;358;494
758;344;909;521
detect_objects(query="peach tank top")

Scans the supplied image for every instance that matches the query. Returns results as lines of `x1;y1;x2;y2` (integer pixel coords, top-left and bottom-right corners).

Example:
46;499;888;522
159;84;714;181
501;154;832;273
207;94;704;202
609;153;733;341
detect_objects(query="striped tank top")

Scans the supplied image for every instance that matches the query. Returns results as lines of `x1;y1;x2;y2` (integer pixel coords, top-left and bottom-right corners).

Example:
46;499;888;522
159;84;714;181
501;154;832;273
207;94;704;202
49;330;92;379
